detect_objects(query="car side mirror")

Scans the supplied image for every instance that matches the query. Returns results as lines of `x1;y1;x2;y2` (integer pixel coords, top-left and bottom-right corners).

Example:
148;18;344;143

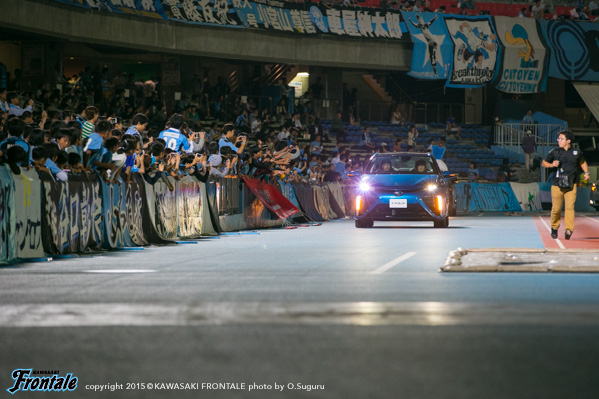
348;171;361;178
443;171;458;183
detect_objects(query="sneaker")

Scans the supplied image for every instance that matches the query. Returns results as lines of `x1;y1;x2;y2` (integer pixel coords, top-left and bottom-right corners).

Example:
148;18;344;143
565;229;572;240
551;229;558;239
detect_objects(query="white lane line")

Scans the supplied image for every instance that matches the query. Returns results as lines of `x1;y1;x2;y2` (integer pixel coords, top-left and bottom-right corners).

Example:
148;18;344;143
370;252;417;274
584;215;599;224
83;269;156;274
538;216;565;249
2;303;599;327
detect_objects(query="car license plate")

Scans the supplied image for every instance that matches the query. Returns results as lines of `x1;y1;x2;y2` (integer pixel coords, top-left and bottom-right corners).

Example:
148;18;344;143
389;199;407;208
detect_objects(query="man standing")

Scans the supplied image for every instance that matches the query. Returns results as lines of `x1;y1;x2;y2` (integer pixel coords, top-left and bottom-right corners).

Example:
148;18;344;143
541;130;590;240
522;130;537;172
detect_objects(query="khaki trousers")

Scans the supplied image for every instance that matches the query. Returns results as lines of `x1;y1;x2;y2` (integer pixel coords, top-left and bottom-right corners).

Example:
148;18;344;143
550;185;577;232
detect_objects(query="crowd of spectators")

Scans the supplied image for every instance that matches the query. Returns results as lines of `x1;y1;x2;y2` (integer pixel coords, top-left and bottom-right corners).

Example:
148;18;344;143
0;66;359;186
1;70;454;188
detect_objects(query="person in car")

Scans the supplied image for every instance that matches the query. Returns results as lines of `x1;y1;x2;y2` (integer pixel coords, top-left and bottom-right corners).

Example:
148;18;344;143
415;159;427;173
381;161;392;172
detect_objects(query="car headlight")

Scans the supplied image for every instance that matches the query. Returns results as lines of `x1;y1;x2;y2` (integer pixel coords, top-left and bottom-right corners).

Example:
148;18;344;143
426;184;438;192
436;195;444;212
592;183;597;192
359;181;372;192
356;195;363;213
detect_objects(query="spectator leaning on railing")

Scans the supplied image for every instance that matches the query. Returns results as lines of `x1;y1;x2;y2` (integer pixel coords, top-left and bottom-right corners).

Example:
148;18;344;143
7;92;34;117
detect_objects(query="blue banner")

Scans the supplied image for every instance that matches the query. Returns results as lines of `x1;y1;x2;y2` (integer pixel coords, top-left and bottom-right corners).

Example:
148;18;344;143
540;20;599;82
444;16;500;88
46;0;167;18
402;11;452;80
493;16;549;93
0;166;16;263
101;178;136;249
455;182;521;212
161;0;242;27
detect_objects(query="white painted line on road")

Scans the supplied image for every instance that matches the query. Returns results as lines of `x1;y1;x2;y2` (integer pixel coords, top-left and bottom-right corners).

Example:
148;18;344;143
584;215;599;224
538;217;565;249
2;302;599;327
370;252;416;274
83;269;156;274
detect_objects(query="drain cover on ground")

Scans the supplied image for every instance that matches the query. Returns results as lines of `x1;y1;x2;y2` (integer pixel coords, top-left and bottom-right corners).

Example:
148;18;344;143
440;248;599;273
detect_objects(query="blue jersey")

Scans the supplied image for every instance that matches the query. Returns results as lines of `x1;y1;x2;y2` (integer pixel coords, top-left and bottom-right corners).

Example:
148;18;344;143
159;128;190;153
218;137;238;155
83;133;106;169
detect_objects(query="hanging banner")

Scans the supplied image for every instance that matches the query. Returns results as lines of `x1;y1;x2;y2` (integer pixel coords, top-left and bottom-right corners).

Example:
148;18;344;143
509;182;542;211
327;181;346;218
13;170;44;259
101;179;136;249
291;183;323;221
277;181;301;209
402;11;452;80
177;176;203;238
235;2;404;39
79;175;104;251
540;20;599;82
444;16;500;88
44;0;168;19
125;176;150;246
145;177;179;240
494;17;549;94
42;181;72;254
161;0;242;27
242;177;299;219
0;166;16;263
41;176;103;255
455;182;521;212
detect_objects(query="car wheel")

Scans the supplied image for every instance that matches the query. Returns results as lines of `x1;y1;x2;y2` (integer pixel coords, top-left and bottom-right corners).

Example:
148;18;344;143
434;217;449;228
355;218;374;228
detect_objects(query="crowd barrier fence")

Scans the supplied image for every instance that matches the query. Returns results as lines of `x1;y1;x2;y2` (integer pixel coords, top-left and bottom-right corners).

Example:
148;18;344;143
1;170;595;264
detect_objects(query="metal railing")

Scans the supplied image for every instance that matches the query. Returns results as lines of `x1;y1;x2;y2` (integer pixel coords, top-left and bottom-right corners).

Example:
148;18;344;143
214;176;240;216
494;123;563;152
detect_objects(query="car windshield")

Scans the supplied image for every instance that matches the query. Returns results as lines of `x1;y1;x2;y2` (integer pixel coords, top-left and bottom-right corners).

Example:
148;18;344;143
365;154;437;175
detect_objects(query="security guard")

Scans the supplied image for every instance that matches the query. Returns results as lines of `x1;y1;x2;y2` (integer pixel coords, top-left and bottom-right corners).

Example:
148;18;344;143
542;130;590;240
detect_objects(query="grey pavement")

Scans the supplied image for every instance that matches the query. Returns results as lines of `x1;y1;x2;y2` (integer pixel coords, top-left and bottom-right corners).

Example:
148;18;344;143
1;215;599;398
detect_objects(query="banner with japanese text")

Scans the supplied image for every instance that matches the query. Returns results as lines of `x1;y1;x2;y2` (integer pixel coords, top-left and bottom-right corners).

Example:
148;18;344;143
43;0;167;19
402;11;453;80
494;16;549;94
0;166;16;263
13;170;44;259
234;1;405;39
444;16;500;88
161;0;242;27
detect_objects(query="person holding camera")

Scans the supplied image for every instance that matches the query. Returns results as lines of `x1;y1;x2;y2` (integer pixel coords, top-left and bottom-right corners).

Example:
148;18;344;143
542;130;590;240
218;124;247;156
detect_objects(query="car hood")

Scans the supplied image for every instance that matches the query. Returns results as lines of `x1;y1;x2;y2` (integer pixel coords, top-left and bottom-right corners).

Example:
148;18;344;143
363;174;438;189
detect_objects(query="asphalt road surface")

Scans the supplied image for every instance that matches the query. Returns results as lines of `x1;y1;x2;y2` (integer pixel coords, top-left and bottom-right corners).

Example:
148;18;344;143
1;214;599;399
